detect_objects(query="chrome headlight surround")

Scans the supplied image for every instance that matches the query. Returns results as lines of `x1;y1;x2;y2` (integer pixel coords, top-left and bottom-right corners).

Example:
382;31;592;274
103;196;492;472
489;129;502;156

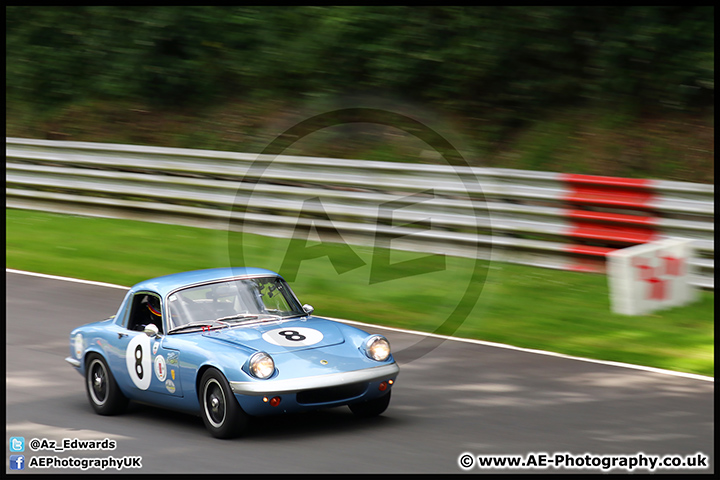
362;335;391;362
248;351;275;379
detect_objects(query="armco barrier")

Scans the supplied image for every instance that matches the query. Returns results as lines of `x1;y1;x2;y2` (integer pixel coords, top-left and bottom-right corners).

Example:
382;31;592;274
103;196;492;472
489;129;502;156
5;137;714;289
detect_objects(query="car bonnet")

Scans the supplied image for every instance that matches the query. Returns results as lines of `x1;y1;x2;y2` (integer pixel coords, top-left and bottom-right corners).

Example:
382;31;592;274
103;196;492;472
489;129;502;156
199;317;345;354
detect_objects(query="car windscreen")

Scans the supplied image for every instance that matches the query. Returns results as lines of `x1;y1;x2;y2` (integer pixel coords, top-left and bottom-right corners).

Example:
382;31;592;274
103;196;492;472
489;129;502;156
166;276;305;330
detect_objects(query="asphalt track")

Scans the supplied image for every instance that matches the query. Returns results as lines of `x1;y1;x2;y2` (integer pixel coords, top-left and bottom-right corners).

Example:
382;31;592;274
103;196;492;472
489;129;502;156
5;271;714;474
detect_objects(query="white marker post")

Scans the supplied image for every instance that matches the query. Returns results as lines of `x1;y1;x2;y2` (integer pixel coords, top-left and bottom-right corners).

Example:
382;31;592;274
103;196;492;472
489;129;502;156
607;238;697;315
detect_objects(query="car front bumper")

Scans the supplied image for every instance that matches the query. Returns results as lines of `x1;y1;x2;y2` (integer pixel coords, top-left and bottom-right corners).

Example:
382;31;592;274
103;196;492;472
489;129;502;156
231;362;399;415
65;357;81;368
229;362;399;396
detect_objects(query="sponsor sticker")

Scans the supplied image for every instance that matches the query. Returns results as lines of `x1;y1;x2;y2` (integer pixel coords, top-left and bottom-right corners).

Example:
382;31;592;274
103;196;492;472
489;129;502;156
154;355;167;382
165;380;176;394
167;351;179;365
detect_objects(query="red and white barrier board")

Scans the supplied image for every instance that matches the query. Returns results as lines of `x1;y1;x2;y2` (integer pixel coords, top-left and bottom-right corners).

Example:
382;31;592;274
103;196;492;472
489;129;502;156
607;238;697;315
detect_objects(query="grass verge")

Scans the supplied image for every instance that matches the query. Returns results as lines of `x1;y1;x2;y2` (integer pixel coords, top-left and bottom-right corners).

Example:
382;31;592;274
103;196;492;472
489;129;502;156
6;208;714;377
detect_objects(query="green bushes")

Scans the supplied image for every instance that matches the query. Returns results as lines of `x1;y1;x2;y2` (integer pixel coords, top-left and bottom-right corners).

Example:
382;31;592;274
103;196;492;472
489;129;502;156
6;7;714;115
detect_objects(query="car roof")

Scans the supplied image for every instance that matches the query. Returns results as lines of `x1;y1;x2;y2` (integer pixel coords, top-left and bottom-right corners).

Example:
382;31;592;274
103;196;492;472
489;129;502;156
129;267;281;298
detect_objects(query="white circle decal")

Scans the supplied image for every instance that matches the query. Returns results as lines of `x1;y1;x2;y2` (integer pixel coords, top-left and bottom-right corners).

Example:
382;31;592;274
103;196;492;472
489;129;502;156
154;354;167;382
262;327;323;347
165;379;176;394
126;334;152;390
74;334;84;359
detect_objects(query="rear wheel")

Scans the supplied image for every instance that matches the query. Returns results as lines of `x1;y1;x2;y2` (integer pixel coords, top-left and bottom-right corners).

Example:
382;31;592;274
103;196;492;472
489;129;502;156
199;368;249;438
85;354;128;415
349;391;391;418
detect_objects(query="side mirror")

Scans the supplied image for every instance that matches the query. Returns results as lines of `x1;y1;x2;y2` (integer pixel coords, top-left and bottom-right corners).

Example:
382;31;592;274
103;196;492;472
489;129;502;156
143;323;159;337
302;304;314;315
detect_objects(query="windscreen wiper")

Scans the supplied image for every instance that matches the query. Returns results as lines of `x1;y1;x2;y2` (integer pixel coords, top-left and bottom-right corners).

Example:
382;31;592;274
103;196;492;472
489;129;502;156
216;313;283;324
215;313;260;323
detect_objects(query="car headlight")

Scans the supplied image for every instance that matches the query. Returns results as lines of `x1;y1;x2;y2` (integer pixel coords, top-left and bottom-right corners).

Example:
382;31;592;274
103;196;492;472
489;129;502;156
248;352;275;379
363;335;391;362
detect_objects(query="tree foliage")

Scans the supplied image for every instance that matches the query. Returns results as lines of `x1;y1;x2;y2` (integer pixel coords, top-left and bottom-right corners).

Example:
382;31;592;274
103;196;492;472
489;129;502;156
6;6;714;114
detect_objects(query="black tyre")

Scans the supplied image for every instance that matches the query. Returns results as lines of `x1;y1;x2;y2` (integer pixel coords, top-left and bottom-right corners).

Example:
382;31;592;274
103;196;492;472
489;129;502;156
199;368;249;439
349;391;391;418
85;354;128;415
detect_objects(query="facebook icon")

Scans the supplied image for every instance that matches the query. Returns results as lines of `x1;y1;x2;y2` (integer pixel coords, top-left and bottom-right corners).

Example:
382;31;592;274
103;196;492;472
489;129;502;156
9;455;25;470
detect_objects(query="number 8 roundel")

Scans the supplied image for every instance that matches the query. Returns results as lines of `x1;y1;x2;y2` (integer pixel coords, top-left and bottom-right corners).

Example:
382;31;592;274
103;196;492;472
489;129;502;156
126;334;152;390
262;327;323;347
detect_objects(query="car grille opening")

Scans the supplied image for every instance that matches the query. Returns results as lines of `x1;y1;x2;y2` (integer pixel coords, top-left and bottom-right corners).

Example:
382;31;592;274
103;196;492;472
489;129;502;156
296;382;368;405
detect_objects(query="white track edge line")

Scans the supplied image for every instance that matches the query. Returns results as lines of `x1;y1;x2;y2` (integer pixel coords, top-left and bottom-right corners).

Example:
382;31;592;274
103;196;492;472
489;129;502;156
6;268;130;290
327;317;714;383
7;268;713;382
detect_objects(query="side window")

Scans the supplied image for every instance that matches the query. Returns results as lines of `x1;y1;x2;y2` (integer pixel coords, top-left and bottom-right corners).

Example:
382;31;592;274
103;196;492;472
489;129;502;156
126;293;164;334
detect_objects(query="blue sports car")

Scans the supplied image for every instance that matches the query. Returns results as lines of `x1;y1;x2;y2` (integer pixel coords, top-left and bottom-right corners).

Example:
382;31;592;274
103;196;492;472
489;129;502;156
66;267;399;438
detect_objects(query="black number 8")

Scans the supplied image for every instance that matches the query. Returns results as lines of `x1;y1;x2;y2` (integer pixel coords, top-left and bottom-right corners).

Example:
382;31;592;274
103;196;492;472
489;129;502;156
135;344;144;379
278;330;306;342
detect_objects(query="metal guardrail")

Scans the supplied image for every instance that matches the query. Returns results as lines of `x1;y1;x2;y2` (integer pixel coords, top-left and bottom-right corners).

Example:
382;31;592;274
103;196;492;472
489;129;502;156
6;137;714;289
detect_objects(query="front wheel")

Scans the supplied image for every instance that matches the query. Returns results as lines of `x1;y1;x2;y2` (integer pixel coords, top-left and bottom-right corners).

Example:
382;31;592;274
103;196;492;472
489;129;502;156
199;368;249;439
85;354;128;415
349;391;391;418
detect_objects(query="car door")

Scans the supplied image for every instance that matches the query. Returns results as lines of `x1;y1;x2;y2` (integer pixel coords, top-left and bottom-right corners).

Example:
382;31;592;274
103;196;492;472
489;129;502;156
107;291;183;399
148;336;183;397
